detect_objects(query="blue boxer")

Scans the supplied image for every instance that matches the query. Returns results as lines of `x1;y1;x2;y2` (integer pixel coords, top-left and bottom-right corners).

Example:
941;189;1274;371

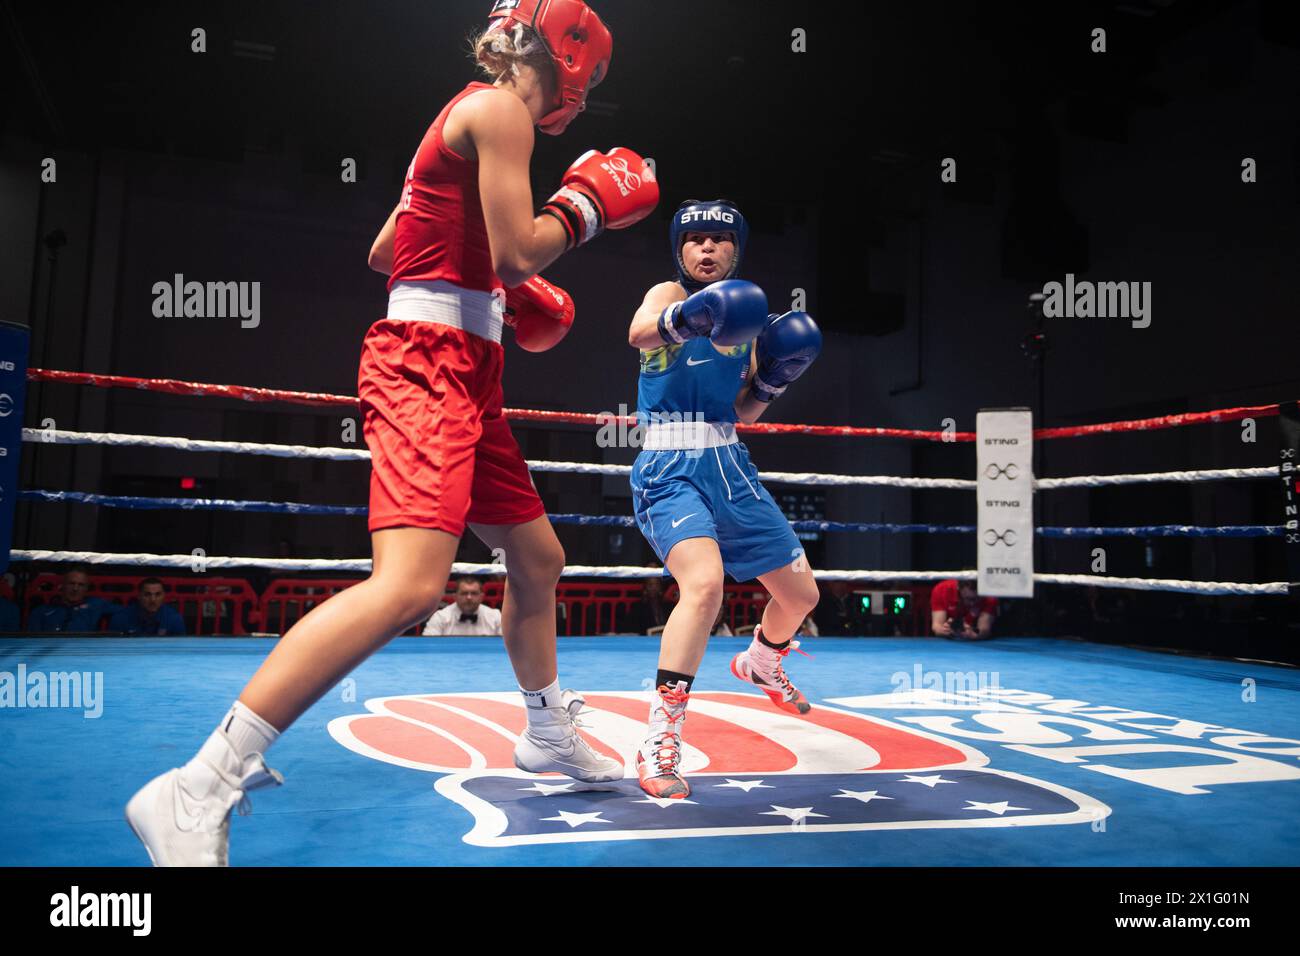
626;199;825;800
631;331;804;581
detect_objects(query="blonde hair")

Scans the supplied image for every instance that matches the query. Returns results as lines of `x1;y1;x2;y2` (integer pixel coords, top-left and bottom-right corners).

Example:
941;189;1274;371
470;23;553;85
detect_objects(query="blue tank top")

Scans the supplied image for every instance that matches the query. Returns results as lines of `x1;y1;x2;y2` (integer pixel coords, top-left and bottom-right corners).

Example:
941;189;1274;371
636;337;752;424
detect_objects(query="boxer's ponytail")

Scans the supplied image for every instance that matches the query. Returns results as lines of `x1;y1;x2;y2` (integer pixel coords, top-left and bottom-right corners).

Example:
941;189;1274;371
470;22;552;84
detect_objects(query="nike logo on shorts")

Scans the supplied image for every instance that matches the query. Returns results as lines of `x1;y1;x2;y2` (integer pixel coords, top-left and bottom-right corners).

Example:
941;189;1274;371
671;513;697;528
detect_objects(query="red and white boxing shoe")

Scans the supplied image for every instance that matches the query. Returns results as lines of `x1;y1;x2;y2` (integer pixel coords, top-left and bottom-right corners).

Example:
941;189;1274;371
730;625;812;715
635;681;691;799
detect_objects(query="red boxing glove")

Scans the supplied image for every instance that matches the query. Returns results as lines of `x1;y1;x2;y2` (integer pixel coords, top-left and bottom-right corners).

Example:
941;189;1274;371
503;275;575;352
542;147;659;250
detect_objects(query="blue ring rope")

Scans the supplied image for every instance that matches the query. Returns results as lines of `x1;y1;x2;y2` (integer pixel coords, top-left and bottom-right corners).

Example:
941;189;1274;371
18;491;1281;537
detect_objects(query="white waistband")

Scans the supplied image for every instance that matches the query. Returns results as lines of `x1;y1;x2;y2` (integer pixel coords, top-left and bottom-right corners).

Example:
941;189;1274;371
641;420;738;450
386;280;503;343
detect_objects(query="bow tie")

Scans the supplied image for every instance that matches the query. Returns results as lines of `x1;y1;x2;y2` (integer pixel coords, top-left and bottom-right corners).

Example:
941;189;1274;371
459;612;478;623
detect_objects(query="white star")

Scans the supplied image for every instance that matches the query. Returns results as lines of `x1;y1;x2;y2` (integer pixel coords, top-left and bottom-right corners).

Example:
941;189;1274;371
759;805;828;822
714;778;774;792
898;774;956;788
636;796;699;808
539;810;611;828
832;789;893;804
517;782;576;796
962;800;1028;815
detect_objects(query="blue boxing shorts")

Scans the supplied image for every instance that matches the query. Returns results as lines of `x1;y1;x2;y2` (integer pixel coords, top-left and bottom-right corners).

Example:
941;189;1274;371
630;437;804;582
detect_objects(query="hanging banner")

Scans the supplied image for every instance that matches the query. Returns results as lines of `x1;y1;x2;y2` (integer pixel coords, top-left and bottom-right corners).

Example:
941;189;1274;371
1278;401;1300;587
0;322;30;574
976;408;1034;598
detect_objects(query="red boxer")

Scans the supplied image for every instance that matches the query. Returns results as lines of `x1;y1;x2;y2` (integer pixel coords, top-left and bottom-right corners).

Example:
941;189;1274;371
359;320;545;536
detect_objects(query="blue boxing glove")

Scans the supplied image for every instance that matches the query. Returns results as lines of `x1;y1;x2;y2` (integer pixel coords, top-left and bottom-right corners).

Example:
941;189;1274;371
750;311;822;402
657;279;769;347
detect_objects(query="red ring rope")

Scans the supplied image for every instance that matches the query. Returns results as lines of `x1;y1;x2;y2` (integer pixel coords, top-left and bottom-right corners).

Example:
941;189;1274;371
26;368;1289;444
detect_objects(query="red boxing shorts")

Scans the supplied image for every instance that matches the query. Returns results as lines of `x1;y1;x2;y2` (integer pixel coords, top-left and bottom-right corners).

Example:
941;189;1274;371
358;319;546;535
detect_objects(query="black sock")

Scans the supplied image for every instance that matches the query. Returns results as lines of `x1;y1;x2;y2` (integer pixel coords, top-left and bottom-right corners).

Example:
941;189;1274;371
656;669;694;693
757;629;790;652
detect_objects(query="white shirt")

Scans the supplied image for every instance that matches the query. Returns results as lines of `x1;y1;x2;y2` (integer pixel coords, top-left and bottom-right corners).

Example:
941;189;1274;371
423;602;503;636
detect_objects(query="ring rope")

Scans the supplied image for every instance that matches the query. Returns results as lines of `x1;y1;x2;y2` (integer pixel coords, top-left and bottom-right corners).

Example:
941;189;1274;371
26;370;971;441
1036;467;1276;488
27;368;1291;443
20;490;367;516
9;550;1289;595
20;429;972;487
18;491;1285;539
1034;573;1288;596
23;428;370;461
22;429;1279;490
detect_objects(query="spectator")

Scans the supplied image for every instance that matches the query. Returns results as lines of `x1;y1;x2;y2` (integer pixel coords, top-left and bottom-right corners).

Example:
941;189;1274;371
931;578;997;639
620;576;674;634
710;604;733;637
797;614;818;637
814;581;866;636
26;566;116;633
110;578;187;636
423;576;502;636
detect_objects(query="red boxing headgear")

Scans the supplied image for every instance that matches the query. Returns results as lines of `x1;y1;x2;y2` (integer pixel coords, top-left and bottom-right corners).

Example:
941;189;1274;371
487;0;613;136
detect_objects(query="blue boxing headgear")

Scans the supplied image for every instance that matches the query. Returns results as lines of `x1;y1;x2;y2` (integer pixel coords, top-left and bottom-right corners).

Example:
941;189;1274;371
670;198;748;292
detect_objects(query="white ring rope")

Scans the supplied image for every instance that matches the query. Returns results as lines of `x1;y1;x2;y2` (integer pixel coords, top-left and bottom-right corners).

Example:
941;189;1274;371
20;429;1279;490
529;460;975;489
1036;467;1276;489
1034;573;1288;595
24;429;371;461
10;551;1288;595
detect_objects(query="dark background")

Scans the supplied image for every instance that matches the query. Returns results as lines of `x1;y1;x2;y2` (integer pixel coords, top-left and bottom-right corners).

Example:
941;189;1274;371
2;0;1297;656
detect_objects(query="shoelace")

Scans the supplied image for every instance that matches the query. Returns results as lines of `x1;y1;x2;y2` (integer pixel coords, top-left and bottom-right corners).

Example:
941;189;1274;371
648;685;689;774
234;759;285;817
760;644;810;699
561;700;608;759
770;651;797;697
650;732;682;774
754;630;813;662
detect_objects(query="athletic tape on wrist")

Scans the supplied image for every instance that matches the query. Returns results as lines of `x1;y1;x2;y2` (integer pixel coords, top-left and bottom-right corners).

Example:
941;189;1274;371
556;187;602;245
658;303;688;344
753;372;786;400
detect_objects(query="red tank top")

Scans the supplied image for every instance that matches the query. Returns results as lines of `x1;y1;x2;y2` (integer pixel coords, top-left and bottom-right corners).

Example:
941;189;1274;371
388;82;501;294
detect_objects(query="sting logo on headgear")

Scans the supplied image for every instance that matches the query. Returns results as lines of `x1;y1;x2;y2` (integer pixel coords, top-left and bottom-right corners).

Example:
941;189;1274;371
670;198;749;292
487;0;613;136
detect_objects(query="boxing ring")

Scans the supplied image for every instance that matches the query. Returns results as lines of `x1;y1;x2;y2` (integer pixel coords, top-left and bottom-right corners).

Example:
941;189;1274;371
1;368;1297;866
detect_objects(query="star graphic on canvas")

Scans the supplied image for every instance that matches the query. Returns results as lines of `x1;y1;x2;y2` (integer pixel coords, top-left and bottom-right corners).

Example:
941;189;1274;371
898;774;956;788
517;782;576;796
759;805;828;823
636;796;699;808
832;789;893;804
962;800;1028;815
539;810;612;829
714;778;774;792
